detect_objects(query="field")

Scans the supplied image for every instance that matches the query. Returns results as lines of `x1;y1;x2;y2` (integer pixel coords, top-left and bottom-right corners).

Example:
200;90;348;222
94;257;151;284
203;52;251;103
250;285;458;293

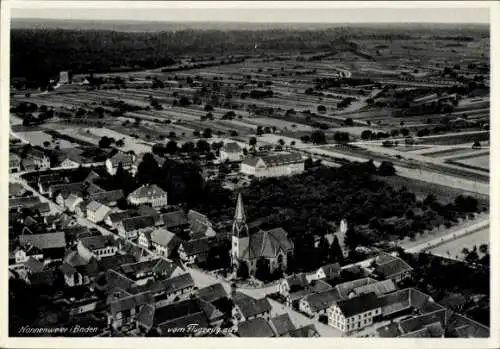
428;227;489;260
449;153;490;172
16;130;77;149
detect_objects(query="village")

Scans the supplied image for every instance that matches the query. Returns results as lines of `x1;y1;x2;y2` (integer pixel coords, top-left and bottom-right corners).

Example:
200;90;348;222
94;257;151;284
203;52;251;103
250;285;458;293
7;14;490;339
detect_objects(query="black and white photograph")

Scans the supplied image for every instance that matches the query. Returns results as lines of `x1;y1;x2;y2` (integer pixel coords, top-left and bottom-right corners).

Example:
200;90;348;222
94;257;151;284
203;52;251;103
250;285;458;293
1;0;497;346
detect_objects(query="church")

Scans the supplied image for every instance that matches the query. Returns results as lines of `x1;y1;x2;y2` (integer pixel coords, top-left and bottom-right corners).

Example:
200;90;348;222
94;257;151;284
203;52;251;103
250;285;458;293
231;193;294;276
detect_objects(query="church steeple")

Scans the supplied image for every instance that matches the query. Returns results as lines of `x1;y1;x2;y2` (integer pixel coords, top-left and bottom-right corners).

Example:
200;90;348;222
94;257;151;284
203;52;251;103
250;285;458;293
232;192;249;237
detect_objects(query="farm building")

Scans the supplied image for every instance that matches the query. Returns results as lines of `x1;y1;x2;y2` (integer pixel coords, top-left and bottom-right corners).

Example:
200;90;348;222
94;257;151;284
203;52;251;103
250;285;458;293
240;152;304;178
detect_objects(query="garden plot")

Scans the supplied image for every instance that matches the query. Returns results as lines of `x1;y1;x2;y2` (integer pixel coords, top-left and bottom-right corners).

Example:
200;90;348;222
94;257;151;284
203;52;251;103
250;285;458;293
17;131;76;149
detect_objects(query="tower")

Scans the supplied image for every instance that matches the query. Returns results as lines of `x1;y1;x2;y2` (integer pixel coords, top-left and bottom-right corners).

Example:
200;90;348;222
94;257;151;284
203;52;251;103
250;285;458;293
231;192;250;267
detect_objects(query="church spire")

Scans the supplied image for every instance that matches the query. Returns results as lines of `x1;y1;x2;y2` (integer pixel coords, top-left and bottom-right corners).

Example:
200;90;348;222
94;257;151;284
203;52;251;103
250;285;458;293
234;192;246;222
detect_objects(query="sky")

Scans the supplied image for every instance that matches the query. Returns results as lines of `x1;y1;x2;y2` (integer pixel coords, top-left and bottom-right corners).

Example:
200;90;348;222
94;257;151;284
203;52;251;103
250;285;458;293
10;2;490;24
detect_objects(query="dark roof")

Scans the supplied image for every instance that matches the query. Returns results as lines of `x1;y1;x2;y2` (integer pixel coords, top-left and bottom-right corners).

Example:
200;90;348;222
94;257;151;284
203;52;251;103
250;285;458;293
233;292;271;318
137;205;158;217
29;270;56;286
107;210;136;224
180;238;211;256
187;210;213;236
221;142;242;153
152;258;184;278
400;322;445;338
282;324;320;337
249;228;293;259
110;291;154;317
351;279;397;297
375;254;413;279
109;152;134;167
302;289;341;313
9;196;41;208
90;190;124;204
120;259;159;278
269;314;296;336
318;263;341;279
198;283;228;303
446;313;490;338
238;318;276;337
24;257;45;273
121;215;156;232
105;269;135;293
19;232;66;250
50;182;84;196
334;277;377;299
128;184;167;200
161;210;189;229
310;279;333;293
80;235;116;251
137;298;202;330
150;228;181;249
130;272;194;296
157;312;210;335
399;309;447;334
377;322;402;337
284;273;308;290
336;292;381;318
99;254;137;272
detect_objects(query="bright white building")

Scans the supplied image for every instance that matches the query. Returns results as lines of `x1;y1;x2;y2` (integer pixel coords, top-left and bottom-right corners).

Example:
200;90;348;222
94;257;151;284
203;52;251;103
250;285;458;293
240;152;304;178
127;184;168;208
219;142;243;162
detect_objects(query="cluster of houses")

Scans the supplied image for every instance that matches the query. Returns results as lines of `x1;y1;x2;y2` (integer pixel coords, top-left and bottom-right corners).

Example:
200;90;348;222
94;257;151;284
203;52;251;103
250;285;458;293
275;253;489;338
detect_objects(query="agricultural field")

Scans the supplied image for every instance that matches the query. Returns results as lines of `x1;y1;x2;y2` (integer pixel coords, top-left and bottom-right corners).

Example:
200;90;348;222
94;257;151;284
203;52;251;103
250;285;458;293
448;153;490;172
16;130;77;149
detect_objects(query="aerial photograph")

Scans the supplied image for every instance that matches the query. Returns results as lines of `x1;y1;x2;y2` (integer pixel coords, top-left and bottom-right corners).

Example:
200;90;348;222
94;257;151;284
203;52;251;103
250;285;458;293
6;2;491;340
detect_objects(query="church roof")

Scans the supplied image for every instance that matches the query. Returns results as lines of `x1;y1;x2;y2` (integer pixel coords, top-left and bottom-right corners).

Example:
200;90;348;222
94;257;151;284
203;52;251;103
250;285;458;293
234;192;246;221
248;228;294;260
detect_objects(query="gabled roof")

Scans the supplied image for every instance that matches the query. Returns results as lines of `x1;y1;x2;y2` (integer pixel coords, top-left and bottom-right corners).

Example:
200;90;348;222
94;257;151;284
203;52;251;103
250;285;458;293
221;142;242;153
302;289;341;313
336;292;382;318
19;232;66;250
375;254;413;279
128;184;167;200
400;321;445;338
137;205;158;217
85;183;106;195
106;210;136;224
65;194;83;207
269;314;296;336
282;324;320;337
160;210;189;229
334;277;377;299
80;235;116;251
29;270;56;286
90;190;124;204
318;263;341;279
49;182;84;196
105;269;135;292
130;272;194;296
150;228;180;249
64;250;88;267
249;228;293;259
84;170;102;183
108;152;134;167
121;215;156;232
99;254;137;272
233;292;271;318
242;152;302;168
446;313;490;338
180;237;211;256
238;317;276;337
187;210;213;236
24;257;45;273
198;283;228;303
137;298;202;330
284;273;308;290
351;279;397;297
110;291;154;317
310;279;333;293
120;259;158;278
86;200;110;213
152;258;184;278
399;309;447;334
158;312;210;335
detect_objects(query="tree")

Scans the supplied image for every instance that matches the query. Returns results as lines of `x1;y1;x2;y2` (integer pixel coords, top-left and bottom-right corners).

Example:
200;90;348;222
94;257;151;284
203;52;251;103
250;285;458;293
136;153;159;185
311;131;326;145
202;128;213;138
479;244;488;255
344;118;354;126
43;141;50;147
401;128;410;137
98;136;114;148
256;126;263;136
249;137;257;148
236;261;249;279
179;96;191;107
204;104;214;112
330;235;344;263
115;139;125;147
181;141;195;153
361;130;372;140
278;139;285;147
333;132;349;144
390;129;400;138
304;157;314;170
378;161;396;176
317;236;330;265
472;141;481;149
196;139;211;153
317;105;326;113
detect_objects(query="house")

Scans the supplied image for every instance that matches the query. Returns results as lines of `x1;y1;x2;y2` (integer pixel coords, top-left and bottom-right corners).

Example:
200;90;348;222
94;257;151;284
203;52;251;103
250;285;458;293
107;291;154;330
373;253;413;283
348;279;397;298
90;190;124;207
334;277;378;299
279;273;309;297
105;210;136;229
26;147;51;169
198;283;229;304
316;263;341;281
240;152;304;178
86;200;112;223
232;292;271;325
327;292;382;334
187;209;216;238
282;324;320;337
21;158;37;171
23;256;45;273
64;194;84;212
120;258;185;283
77;235;118;261
117;215;156;240
127;184;168;208
178;237;211;265
138;228;181;258
13;244;44;264
220;142;243;162
268;314;296;337
9;196;41;210
158;210;190;234
238;317;276;337
136;298;210;336
60;157;80;168
129;273;195;307
10;153;21;173
38;173;65;194
19;232;66;261
9;182;26;197
49;182;84;199
286;289;315;309
299;289;342;318
231;193;294;276
106;152;135;175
